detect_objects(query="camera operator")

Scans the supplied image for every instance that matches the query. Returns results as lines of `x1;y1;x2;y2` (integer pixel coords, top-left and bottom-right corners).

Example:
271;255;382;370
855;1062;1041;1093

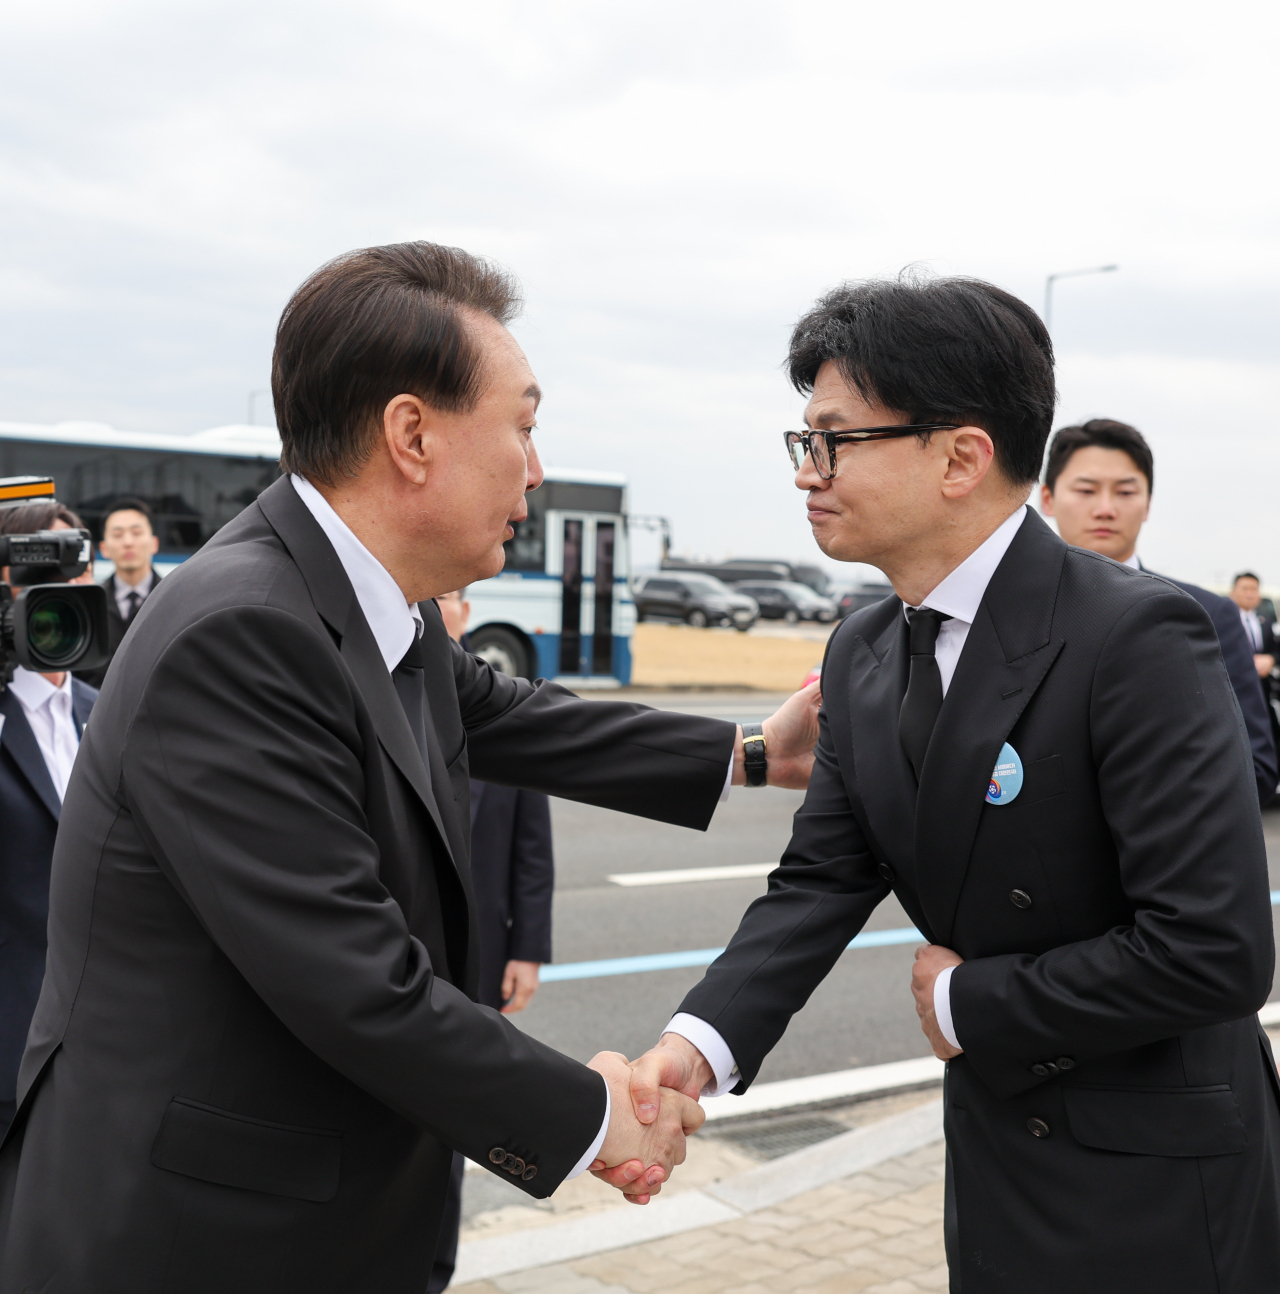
0;500;99;1136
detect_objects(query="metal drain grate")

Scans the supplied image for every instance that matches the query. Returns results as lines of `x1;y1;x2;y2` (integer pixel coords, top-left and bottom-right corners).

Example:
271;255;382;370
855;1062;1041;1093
711;1113;849;1161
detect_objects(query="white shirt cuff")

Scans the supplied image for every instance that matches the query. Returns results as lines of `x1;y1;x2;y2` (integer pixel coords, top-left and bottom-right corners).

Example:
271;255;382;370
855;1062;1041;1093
934;964;961;1051
564;1077;610;1180
664;1013;741;1097
719;750;734;803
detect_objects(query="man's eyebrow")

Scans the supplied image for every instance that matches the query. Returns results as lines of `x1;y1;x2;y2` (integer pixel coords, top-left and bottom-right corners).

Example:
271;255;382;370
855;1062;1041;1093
1072;473;1141;485
808;408;846;429
524;383;542;408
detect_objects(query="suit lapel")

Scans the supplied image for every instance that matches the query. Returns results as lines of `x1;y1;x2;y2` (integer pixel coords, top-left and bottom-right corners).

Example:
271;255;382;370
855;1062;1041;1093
842;603;919;876
0;691;60;822
255;479;460;879
913;511;1067;947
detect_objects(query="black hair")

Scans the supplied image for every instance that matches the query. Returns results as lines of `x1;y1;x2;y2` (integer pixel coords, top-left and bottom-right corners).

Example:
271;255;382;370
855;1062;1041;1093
274;242;522;486
102;496;155;531
1234;572;1261;586
786;273;1056;486
0;500;86;534
1044;418;1154;494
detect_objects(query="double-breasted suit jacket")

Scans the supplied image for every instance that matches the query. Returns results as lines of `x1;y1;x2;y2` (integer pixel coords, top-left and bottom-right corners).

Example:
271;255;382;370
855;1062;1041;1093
678;510;1280;1293
0;477;736;1294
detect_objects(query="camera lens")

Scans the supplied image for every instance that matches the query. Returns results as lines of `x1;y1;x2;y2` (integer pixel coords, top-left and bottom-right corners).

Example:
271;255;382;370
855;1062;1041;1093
25;591;90;668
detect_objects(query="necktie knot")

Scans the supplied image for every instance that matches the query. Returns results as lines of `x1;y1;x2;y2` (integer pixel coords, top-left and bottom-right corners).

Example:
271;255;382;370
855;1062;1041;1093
906;606;950;655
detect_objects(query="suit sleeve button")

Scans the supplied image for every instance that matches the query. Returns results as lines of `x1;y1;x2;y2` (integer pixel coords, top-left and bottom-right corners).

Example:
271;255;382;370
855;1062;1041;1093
1027;1118;1050;1138
522;1165;538;1181
1009;889;1032;909
489;1148;506;1165
1043;1062;1059;1076
511;1158;526;1176
1030;1063;1049;1077
877;863;895;882
1056;1057;1075;1070
502;1153;519;1170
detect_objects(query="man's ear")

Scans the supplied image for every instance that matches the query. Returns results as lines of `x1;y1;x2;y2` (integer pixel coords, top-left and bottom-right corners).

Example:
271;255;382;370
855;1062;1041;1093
1040;483;1056;517
381;394;433;486
939;426;995;500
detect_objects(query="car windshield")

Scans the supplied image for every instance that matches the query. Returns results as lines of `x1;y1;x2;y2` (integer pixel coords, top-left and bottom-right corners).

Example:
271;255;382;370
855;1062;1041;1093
678;575;736;596
777;582;821;602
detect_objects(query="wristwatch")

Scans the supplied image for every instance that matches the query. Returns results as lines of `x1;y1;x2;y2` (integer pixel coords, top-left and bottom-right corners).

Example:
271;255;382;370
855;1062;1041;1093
742;722;767;788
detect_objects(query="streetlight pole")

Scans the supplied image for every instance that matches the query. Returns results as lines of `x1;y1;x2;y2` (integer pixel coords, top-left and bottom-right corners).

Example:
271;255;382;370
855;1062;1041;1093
1043;264;1118;333
247;389;270;426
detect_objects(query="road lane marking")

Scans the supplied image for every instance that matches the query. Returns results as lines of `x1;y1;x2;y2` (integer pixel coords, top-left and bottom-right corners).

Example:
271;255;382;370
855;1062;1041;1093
608;864;774;886
541;890;1280;984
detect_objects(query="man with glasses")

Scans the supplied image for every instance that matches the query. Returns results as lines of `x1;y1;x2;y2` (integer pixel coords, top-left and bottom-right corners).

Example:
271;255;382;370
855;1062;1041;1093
619;276;1280;1291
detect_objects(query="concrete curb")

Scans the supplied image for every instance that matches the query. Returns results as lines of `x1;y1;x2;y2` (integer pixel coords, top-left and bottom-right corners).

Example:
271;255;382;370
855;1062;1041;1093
452;1099;945;1285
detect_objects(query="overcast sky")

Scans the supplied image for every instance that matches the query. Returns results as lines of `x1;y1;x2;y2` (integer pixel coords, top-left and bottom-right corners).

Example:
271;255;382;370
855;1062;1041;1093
1;0;1277;586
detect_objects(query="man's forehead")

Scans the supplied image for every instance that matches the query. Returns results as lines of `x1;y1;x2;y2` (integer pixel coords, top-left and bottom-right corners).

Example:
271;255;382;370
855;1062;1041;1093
1063;446;1145;481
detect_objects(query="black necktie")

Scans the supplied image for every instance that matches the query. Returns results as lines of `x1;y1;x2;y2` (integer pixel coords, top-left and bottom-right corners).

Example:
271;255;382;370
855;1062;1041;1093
124;591;141;624
391;634;430;767
899;607;951;782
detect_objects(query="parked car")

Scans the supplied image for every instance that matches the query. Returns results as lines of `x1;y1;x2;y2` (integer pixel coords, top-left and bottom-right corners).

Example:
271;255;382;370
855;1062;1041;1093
835;581;895;619
662;558;831;596
633;573;758;630
731;580;837;624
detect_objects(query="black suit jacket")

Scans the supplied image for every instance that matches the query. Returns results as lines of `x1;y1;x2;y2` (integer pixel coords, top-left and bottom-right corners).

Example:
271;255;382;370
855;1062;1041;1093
468;781;554;1010
678;512;1280;1292
74;569;161;690
0;478;735;1294
0;679;96;1128
1151;571;1277;803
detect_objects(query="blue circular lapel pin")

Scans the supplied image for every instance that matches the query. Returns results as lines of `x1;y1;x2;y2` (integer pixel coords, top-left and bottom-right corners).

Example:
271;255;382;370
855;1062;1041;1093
985;742;1024;805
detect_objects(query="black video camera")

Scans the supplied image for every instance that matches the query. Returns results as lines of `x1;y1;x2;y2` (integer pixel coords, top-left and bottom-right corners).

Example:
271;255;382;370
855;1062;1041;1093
0;477;111;687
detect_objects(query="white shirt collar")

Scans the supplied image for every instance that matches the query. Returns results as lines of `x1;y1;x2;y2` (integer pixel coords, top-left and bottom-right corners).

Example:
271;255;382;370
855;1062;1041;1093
289;474;424;673
916;505;1029;625
8;664;72;711
1121;552;1141;570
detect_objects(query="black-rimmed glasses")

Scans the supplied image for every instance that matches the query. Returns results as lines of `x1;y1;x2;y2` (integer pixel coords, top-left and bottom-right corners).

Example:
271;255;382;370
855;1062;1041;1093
783;425;960;480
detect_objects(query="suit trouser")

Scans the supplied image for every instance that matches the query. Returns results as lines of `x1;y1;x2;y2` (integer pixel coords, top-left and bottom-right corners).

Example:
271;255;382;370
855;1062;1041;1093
427;1153;465;1292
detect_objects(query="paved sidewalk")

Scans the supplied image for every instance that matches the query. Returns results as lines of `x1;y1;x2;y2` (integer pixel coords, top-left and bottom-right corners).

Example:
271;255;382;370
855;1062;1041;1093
453;1137;947;1294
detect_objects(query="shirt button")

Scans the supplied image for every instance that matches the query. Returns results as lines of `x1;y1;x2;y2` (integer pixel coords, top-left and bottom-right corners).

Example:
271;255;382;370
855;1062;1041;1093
1027;1118;1050;1138
489;1147;506;1165
1056;1057;1075;1071
1009;889;1032;909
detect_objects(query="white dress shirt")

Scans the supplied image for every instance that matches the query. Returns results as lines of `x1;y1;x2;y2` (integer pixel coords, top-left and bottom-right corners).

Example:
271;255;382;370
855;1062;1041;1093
112;569;156;622
7;666;81;801
668;505;1031;1090
289;475;608;1179
1240;608;1265;652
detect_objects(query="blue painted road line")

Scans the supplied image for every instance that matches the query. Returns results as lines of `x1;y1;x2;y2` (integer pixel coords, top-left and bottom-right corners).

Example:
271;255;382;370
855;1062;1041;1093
542;892;1280;984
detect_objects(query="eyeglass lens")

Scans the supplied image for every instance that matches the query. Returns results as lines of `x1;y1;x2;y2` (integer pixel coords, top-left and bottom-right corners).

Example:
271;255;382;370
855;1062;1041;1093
787;433;833;478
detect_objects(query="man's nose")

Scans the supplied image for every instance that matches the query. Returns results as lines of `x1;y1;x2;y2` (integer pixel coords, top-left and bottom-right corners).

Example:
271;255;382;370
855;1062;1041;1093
526;438;545;492
795;453;825;491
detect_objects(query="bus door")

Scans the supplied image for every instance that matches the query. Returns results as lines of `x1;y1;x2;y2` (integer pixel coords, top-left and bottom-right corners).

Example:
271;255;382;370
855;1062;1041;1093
547;510;625;677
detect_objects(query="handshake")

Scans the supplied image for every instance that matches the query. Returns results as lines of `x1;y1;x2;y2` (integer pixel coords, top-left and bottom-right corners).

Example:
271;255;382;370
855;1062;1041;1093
586;1032;716;1206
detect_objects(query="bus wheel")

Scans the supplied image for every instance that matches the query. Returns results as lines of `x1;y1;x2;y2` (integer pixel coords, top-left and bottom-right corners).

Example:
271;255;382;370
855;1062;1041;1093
469;626;535;680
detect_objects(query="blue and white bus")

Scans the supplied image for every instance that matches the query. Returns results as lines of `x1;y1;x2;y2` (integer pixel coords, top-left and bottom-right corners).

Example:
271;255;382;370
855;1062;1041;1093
0;421;634;685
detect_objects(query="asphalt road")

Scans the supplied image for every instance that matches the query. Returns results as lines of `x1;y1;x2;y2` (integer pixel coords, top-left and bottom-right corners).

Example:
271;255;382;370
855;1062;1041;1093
508;690;1280;1083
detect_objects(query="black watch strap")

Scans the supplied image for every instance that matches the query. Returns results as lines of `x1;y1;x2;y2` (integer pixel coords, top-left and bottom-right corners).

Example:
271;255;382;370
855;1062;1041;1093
742;722;767;788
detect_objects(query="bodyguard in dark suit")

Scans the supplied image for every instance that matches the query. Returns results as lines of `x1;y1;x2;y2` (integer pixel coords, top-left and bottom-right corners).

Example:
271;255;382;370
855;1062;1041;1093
1041;418;1277;804
625;278;1280;1292
0;677;95;1136
0;242;821;1294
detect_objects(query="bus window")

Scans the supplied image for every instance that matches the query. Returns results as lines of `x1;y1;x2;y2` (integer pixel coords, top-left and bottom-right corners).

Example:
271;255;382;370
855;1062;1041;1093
503;488;545;571
592;521;615;674
559;518;584;674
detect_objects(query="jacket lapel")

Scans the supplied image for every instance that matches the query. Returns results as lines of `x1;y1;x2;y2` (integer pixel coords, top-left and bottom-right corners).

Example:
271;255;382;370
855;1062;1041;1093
841;604;919;878
0;691;61;822
913;511;1067;947
254;479;460;878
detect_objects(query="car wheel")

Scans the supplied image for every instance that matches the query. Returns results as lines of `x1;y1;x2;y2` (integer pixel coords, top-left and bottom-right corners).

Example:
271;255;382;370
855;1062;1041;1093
735;618;755;633
687;609;709;629
784;609;800;625
469;625;535;680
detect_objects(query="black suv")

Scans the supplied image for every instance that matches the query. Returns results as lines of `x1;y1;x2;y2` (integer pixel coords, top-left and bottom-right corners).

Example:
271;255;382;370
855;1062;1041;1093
732;580;837;624
633;574;758;630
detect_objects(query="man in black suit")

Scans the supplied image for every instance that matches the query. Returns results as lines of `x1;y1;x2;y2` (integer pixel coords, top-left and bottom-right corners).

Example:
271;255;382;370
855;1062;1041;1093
623;277;1280;1291
429;587;557;1292
1040;419;1277;805
1230;572;1278;707
0;242;821;1294
76;496;161;689
0;500;99;1137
